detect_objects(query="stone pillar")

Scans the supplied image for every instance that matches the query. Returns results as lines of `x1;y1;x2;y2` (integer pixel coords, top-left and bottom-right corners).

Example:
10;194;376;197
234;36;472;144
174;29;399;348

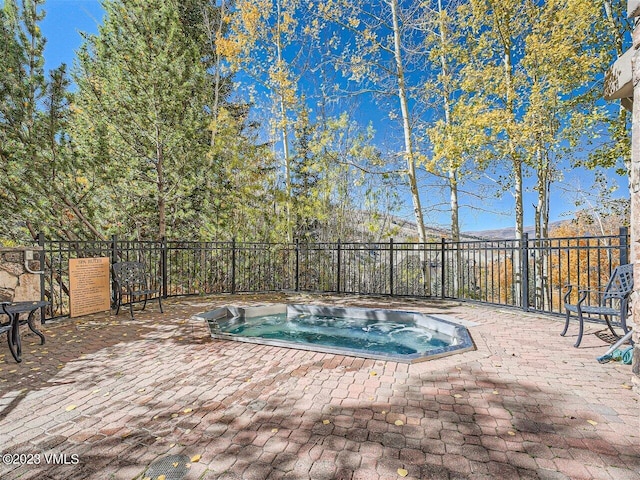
632;47;640;394
0;247;45;325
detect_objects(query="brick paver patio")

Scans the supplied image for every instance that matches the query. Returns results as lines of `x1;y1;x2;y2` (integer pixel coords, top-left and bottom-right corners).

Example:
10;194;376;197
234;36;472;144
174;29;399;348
0;293;638;480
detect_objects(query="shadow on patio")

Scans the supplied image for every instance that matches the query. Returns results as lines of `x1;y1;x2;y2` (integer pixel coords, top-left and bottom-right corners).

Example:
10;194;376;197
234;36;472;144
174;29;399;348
0;294;637;480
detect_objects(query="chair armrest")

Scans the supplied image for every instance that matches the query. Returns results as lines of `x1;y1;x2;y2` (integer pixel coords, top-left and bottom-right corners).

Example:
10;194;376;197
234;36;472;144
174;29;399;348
564;285;592;306
563;284;576;303
576;289;628;306
577;288;627;298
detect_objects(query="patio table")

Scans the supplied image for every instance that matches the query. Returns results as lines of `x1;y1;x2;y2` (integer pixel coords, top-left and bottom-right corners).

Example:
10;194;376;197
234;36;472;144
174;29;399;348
0;301;49;363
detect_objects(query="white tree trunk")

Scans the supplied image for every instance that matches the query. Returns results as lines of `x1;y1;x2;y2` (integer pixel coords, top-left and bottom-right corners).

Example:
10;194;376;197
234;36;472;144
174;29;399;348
276;0;293;242
390;0;427;245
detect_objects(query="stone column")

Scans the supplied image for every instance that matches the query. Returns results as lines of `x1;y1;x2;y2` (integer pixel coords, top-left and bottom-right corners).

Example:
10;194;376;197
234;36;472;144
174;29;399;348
0;247;45;326
632;46;640;394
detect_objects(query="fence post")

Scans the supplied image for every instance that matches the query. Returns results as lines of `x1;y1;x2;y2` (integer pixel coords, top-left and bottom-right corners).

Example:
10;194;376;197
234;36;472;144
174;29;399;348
111;234;118;263
111;235;118;308
37;232;47;324
295;239;300;292
161;236;168;298
522;233;530;312
389;238;394;296
336;239;342;293
619;226;629;265
231;238;236;294
440;238;446;299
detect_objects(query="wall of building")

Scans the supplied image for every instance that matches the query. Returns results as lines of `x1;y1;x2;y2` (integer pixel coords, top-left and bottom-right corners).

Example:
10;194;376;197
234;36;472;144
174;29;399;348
632;48;640;394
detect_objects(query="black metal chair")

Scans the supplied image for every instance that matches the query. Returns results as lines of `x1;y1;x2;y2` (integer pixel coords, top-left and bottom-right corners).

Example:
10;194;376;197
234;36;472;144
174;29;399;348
562;264;634;347
0;301;49;362
112;262;163;320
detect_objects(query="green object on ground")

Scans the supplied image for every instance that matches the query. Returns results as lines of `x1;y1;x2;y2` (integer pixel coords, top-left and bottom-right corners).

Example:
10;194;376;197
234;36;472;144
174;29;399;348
621;346;633;365
612;347;634;365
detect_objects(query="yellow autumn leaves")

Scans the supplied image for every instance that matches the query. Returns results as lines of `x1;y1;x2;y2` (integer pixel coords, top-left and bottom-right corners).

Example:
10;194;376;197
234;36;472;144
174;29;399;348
217;0;298;70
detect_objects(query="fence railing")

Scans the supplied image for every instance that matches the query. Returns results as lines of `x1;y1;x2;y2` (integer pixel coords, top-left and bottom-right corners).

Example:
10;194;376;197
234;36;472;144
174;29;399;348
37;228;630;321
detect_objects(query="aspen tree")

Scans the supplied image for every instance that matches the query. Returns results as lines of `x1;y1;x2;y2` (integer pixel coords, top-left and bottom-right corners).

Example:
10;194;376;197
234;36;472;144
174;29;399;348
219;0;312;242
313;0;430;244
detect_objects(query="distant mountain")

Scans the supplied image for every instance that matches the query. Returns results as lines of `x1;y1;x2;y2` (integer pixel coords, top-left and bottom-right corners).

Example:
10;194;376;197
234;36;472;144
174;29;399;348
383;217;575;241
372;215;478;242
463;220;570;240
369;214;484;242
357;212;581;242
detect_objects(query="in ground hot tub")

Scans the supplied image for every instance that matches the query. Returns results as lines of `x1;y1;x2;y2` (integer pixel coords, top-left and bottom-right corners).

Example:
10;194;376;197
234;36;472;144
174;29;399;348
195;304;475;363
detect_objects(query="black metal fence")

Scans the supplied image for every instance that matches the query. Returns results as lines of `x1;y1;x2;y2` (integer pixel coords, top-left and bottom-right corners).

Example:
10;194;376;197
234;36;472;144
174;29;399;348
37;228;630;321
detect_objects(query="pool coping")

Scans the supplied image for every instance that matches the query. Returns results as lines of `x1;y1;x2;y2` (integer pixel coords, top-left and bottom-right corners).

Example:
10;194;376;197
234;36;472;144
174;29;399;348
193;304;476;363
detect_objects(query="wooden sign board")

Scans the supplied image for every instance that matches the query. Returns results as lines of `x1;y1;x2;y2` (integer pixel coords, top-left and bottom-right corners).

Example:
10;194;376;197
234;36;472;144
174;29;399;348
69;257;111;318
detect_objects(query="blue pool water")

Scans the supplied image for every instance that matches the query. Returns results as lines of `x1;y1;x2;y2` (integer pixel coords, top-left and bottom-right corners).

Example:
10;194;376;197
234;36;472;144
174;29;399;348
199;304;475;362
219;312;451;356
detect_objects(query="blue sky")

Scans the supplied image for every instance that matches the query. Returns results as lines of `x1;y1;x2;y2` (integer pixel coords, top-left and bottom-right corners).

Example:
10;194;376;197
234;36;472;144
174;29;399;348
39;0;103;72
32;0;630;234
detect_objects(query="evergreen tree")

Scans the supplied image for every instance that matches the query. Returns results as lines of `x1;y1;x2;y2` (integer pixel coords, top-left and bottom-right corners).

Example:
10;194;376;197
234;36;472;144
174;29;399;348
0;0;46;239
290;105;323;240
72;0;212;239
0;0;101;241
